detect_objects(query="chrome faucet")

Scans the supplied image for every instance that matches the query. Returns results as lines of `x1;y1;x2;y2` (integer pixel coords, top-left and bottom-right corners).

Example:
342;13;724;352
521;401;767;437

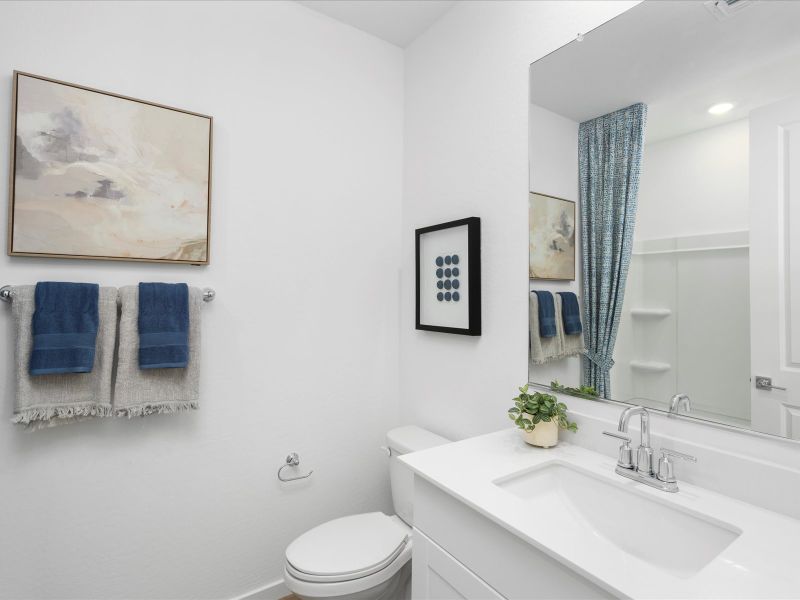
669;393;691;415
603;405;696;493
618;405;653;475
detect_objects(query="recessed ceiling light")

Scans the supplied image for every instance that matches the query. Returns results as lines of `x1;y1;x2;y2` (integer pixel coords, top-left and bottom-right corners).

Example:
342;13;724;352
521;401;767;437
708;102;734;115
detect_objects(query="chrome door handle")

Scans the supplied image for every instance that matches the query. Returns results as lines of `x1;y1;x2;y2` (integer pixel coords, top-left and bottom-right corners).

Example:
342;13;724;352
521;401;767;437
755;376;787;391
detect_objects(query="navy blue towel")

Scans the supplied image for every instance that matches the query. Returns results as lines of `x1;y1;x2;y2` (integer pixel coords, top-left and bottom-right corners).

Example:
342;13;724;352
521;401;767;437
138;283;190;369
558;292;583;335
30;282;99;375
533;291;557;338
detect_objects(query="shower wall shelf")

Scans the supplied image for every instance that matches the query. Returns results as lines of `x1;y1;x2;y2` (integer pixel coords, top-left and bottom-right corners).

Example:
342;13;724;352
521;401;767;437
630;360;671;373
632;230;749;256
630;308;671;318
631;244;748;256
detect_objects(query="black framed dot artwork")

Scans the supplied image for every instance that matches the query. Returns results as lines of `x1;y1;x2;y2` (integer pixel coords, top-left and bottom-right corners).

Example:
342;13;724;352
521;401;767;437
415;217;481;336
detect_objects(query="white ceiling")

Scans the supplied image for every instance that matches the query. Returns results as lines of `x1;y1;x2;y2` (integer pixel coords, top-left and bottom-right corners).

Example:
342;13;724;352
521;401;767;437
297;0;457;48
530;0;800;143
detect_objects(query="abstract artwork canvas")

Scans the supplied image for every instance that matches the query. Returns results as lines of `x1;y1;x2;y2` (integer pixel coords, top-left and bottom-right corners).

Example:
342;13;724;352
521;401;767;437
8;72;212;264
529;192;575;280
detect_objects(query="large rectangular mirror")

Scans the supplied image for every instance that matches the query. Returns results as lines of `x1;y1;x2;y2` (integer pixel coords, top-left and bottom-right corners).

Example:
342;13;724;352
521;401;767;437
528;0;800;441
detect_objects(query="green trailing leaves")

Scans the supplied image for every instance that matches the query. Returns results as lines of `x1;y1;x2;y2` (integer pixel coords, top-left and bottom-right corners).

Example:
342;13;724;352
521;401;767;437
550;380;599;399
507;385;578;433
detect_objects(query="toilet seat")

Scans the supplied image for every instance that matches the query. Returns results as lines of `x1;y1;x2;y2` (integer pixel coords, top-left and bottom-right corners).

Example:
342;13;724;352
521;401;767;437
286;539;407;584
283;544;412;599
283;512;412;598
286;513;410;583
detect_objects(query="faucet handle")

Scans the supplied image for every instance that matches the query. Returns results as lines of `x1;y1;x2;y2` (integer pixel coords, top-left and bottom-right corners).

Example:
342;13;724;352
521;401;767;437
657;448;696;484
602;431;631;442
660;448;697;463
603;431;634;469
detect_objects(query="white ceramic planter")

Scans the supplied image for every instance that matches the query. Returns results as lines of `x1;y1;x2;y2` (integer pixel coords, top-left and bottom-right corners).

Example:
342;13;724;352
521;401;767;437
521;416;559;448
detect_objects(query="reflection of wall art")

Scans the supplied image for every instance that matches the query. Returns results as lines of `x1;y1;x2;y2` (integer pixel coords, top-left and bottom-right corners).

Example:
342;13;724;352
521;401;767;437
415;217;481;336
529;192;575;280
8;71;213;265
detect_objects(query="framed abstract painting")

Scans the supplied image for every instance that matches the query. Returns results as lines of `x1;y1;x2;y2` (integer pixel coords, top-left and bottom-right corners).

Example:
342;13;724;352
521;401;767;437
8;71;213;265
415;217;481;336
529;192;575;280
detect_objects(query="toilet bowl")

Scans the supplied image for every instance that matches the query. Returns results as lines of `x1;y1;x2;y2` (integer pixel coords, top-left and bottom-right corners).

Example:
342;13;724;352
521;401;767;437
283;426;449;600
284;513;412;600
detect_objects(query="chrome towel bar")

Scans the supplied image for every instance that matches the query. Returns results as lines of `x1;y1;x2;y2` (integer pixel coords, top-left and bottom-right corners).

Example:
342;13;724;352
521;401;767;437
0;285;216;303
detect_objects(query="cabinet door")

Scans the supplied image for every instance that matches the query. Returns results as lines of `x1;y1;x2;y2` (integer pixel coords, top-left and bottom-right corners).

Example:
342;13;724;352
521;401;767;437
413;528;505;600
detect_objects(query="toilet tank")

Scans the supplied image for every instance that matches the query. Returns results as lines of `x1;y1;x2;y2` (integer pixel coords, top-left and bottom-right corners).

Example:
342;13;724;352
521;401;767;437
386;426;449;526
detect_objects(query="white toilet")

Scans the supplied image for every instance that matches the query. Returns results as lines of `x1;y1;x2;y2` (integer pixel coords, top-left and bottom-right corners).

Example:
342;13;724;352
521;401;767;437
283;426;449;600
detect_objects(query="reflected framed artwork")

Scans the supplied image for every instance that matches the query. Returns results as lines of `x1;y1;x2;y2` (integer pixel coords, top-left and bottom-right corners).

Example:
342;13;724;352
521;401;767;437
8;71;213;265
415;217;481;336
529;192;575;280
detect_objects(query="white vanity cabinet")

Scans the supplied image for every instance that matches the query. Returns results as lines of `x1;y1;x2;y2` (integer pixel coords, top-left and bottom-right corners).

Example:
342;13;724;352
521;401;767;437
411;477;612;600
403;431;800;599
412;529;504;599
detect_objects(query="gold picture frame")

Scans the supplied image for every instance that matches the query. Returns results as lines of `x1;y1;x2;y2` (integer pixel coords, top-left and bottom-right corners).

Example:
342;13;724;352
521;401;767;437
8;71;213;265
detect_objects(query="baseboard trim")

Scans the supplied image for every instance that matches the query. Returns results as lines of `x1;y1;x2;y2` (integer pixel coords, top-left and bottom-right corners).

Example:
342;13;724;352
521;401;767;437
231;578;289;600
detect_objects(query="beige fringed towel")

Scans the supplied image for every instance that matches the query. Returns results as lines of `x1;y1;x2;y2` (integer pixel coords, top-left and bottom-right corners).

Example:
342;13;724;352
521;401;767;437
113;286;201;417
12;285;117;428
557;294;586;358
529;292;563;364
530;293;585;363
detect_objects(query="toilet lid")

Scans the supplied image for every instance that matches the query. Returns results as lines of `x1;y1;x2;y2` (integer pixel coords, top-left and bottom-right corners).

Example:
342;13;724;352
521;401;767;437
286;513;410;581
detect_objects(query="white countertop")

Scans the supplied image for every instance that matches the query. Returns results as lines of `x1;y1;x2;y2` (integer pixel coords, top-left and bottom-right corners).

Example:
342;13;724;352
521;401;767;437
401;428;800;599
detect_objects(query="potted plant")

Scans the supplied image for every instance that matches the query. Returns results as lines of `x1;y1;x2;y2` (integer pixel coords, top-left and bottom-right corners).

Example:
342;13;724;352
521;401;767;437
508;384;578;448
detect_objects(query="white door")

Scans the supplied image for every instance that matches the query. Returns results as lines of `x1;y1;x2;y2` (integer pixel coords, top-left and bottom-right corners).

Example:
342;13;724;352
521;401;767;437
750;94;800;438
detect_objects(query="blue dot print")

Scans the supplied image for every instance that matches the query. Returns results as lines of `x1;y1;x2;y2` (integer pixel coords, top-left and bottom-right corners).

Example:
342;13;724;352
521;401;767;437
433;252;464;306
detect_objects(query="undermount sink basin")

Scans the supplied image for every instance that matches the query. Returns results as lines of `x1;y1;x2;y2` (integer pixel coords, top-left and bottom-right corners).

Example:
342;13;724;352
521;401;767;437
493;461;741;578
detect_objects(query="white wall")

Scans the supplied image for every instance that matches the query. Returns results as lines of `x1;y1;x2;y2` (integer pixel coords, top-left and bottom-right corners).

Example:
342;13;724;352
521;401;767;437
0;2;403;599
400;0;800;520
401;0;639;440
527;104;581;386
637;119;749;241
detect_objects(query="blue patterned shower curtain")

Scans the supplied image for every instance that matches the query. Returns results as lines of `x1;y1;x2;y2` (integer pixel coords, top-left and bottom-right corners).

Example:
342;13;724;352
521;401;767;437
579;103;647;397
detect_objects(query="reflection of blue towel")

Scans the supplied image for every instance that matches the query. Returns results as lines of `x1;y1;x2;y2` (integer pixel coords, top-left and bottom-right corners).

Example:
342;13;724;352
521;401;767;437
138;283;189;369
558;292;582;335
30;282;99;375
533;291;557;338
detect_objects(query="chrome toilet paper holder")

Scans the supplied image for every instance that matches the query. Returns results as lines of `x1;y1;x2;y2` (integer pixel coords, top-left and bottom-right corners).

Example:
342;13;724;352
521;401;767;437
277;452;313;482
